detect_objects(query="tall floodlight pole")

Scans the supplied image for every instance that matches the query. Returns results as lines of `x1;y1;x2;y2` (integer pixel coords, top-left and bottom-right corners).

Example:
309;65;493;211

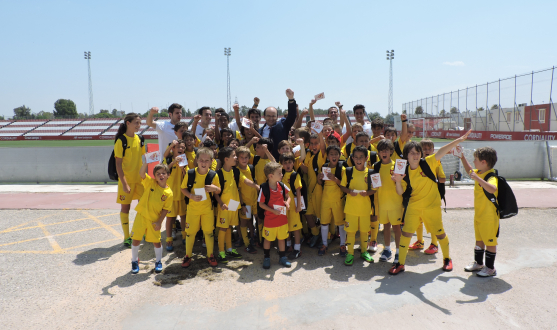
224;47;231;112
84;51;95;116
386;50;394;115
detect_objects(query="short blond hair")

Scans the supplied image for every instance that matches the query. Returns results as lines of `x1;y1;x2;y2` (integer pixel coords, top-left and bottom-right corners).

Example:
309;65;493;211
153;164;169;176
235;146;250;157
264;162;282;178
196;147;214;159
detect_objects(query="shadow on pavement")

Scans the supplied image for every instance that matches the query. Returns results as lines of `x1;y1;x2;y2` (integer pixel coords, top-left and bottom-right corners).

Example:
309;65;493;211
437;274;513;304
73;243;126;266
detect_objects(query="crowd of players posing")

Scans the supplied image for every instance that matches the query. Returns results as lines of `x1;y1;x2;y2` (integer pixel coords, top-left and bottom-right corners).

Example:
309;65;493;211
114;89;500;278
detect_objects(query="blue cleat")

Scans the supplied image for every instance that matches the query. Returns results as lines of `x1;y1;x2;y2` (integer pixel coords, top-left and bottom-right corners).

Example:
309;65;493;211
154;261;163;273
379;249;392;262
263;257;271;269
279;256;292;268
131;261;140;274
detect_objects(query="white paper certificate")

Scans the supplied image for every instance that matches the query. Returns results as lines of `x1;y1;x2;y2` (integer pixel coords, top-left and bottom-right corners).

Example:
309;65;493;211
311;121;323;133
394;159;407;175
241;118;251;129
178;154;188;167
322;167;332;180
370;173;382;188
315;92;325;100
245;205;252;218
145;151;160;164
273;205;287;215
227;199;240;211
294;197;306;210
193;188;207;201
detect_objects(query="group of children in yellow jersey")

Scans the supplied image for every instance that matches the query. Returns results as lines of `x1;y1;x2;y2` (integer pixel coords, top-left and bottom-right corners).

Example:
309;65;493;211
114;107;501;277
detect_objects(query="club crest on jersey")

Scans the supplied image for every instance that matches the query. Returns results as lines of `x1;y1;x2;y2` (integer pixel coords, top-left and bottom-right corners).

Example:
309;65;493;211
265;230;270;236
345;222;349;228
364;176;368;184
219;218;226;224
161;195;167;201
119;195;126;201
420;171;427;177
390;170;394;175
185;223;189;229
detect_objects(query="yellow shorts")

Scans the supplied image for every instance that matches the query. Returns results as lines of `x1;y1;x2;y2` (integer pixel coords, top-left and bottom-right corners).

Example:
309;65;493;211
185;213;214;235
116;181;144;204
379;208;403;226
263;224;289;241
130;213;160;243
474;216;499;246
216;208;239;228
344;214;371;233
402;208;445;236
320;201;345;226
239;202;257;220
168;199;187;217
306;186;323;217
287;210;302;232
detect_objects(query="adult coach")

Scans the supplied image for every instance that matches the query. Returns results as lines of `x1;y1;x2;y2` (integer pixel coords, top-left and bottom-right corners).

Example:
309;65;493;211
146;103;183;159
194;106;213;140
258;89;297;160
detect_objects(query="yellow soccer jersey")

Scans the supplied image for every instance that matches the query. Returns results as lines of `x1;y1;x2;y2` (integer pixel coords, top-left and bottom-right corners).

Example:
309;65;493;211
254;157;271;185
437;162;446;180
238;166;257;205
473;169;499;219
219;168;247;205
164;159;186;201
391;139;406;162
294;156;302;172
135;174;173;221
400;154;441;210
371;138;380;150
341;167;372;217
303;151;327;193
322;166;345;203
210;159;217;171
181;168;221;216
282;171;302;202
376;160;402;211
114;134;146;183
184;148;197;169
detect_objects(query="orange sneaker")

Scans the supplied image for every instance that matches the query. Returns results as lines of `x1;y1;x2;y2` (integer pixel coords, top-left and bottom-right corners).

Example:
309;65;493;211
388;263;405;275
181;255;191;268
442;258;453;272
424;244;438;254
207;254;218;267
409;241;424;250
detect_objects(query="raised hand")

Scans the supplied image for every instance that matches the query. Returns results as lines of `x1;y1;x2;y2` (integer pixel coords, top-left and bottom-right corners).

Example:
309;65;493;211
250;136;259;144
401;113;407;121
150;107;159;114
254;97;260;105
233;103;239;111
193;114;201;122
310;99;317;106
335;101;343;108
286;89;294;100
296;138;304;146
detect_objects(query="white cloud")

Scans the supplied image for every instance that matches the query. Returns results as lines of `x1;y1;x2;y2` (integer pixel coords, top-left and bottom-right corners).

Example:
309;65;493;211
443;61;465;66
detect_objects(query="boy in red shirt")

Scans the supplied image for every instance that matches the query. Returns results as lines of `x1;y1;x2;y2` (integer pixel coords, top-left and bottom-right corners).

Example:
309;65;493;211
258;162;292;269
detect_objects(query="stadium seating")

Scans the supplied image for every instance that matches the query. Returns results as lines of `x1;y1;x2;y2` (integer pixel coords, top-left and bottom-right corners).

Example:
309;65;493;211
0;120;47;136
63;118;118;136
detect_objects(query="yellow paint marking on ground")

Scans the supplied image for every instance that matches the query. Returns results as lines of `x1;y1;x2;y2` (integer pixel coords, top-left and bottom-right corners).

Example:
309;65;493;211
2;212;62;231
82;211;123;239
0;224;120;248
0;212;119;234
37;221;62;252
0;250;67;255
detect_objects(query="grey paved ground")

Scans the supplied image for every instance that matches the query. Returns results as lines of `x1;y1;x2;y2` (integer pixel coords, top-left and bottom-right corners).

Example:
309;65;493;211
1;208;556;329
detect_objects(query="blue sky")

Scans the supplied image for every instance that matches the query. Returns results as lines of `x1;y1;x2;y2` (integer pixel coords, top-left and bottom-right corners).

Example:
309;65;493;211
1;0;556;118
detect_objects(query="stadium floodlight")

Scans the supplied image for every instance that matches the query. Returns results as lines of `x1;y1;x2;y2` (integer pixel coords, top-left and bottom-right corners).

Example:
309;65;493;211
386;50;395;114
224;47;232;112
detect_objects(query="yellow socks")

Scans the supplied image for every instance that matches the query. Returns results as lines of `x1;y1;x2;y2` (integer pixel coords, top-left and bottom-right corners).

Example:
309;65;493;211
205;232;214;257
226;228;232;250
218;230;226;252
398;235;411;265
165;237;173;243
311;226;320;236
347;232;356;255
186;232;195;256
438;236;450;259
301;217;308;235
417;223;424;242
329;223;335;236
241;227;250;246
370;222;379;242
120;212;130;240
360;230;369;253
431;233;438;246
181;230;186;240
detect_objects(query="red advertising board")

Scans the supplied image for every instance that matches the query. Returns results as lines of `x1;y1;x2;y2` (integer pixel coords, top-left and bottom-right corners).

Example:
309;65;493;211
415;130;557;141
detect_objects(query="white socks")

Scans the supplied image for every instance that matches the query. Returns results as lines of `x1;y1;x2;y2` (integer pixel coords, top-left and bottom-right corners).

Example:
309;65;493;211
131;245;139;262
294;244;301;251
154;246;162;263
339;225;346;246
287;240;292;247
321;225;329;247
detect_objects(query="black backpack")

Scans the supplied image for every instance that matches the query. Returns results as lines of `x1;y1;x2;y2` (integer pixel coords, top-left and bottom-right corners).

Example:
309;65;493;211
320;161;347;186
394;140;403;159
348;151;377;168
183;168;218;205
483;170;518;219
257;181;288;219
401;159;446;221
108;135;145;181
216;167;241;198
345;166;376;215
283;169;308;213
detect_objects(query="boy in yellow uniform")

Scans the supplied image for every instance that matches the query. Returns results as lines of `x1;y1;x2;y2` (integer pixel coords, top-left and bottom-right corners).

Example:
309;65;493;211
236;146;259;253
258;162;292;269
370;118;385;149
460;147;500;277
316;145;347;256
374;139;403;263
408;139;446;254
214;147;259;263
278;139;307;171
114;113;145;248
299;131;327;248
253;138;275;245
180;147;222;268
130;162;173;274
384;114;409;162
390;130;472;275
340;146;376;265
163;140;187;252
280;153;303;259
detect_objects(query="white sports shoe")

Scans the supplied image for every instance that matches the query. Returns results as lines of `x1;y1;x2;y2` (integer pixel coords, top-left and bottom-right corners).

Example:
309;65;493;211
477;267;497;277
368;241;378;252
464;261;484;272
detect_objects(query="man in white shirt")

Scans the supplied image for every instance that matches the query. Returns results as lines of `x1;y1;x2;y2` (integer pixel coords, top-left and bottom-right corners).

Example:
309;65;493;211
194;107;213;140
146;103;182;160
